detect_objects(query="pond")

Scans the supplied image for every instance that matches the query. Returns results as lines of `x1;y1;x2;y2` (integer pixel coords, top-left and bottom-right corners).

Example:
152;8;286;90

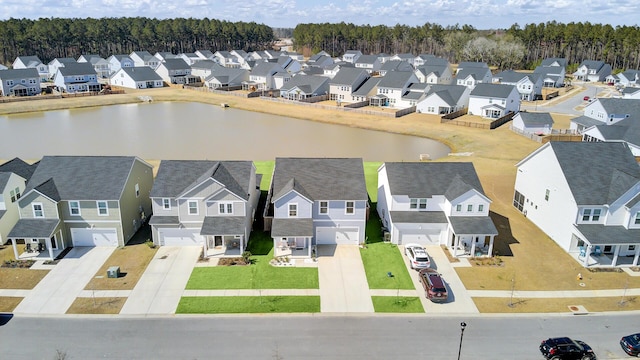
0;102;450;161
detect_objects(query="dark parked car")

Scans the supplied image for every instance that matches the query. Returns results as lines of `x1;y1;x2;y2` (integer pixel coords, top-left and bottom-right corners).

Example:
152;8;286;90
620;333;640;356
418;268;447;303
539;337;596;360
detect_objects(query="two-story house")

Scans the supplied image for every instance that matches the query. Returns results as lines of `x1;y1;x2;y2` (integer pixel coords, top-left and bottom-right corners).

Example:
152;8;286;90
178;53;200;66
106;55;135;75
581;117;640;157
342;50;362;64
570;98;640;133
47;57;77;80
154;58;198;85
7;156;153;260
245;62;287;91
130;51;160;68
374;71;419;108
204;67;249;89
148;160;260;257
414;64;453;85
378;60;413;76
493;70;543;101
214;51;242;68
53;62;101;93
533;65;566;88
468;83;520;118
415;84;470;115
109;67;164;89
377;162;498;257
617;69;640;87
514;141;640;267
77;54;111;78
264;158;369;258
573;60;612;82
328;68;370;103
279;74;329;100
12;56;49;81
354;55;382;74
0;158;36;246
0;69;41;97
455;66;492;90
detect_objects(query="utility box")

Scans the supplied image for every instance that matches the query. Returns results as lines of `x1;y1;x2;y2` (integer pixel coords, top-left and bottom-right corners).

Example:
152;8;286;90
107;266;120;278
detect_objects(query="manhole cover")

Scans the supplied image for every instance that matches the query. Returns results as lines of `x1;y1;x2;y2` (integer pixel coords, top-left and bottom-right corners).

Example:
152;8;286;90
579;282;586;287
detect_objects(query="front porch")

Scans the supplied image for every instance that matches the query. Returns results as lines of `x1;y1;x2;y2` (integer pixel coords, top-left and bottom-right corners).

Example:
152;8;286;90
572;225;640;267
200;216;247;258
271;218;314;258
448;216;498;258
203;235;243;258
273;237;312;258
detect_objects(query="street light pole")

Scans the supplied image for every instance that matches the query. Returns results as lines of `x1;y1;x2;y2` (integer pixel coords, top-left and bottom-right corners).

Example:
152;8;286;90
457;322;467;360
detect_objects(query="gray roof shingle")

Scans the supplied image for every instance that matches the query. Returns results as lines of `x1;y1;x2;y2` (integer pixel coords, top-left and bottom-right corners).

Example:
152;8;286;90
575;224;640;245
470;83;516;98
0;68;40;80
329;68;369;86
0;158;37;180
517;112;554;126
8;219;59;238
117;67;162;82
57;62;97;76
201;216;246;235
449;216;498;235
271;218;314;237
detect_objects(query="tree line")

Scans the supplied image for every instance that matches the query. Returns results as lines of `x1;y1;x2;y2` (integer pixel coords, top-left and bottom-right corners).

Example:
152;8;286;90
0;17;275;65
293;21;640;71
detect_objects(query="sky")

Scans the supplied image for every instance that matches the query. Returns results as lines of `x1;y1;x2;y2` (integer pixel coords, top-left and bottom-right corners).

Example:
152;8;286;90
0;0;638;29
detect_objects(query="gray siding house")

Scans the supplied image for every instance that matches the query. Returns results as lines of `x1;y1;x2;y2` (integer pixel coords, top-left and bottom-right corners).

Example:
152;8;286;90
148;160;261;257
0;158;37;246
53;63;101;93
7;156;153;260
264;158;369;258
0;68;41;97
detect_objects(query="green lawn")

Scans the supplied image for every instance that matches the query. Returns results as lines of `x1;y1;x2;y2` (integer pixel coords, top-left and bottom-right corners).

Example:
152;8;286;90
177;296;320;314
254;161;274;190
371;296;424;313
363;162;382;202
186;231;319;290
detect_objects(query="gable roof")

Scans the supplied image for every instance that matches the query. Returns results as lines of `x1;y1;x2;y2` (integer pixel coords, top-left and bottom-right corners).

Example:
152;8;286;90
548;142;640;205
0;173;13;193
383;162;486;201
0;68;39;80
25;156;143;200
329;67;368;86
516;112;554;126
150;160;252;200
355;55;378;65
271;158;367;202
597;98;640;118
415;64;448;78
160;58;190;70
280;74;329;94
593;117;640;145
470;83;516;98
116;66;162;82
250;61;284;77
352;77;381;96
541;58;567;67
0;158;37;181
424;84;468;106
456;67;490;81
380;60;413;72
57;62;96;76
378;71;415;88
15;56;43;67
494;70;540;83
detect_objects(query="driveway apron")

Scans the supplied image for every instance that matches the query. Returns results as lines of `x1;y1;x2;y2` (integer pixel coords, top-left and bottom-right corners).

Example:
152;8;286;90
318;245;374;313
13;247;115;315
120;246;199;315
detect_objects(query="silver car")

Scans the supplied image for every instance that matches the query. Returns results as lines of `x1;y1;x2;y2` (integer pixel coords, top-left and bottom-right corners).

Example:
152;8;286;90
404;243;431;269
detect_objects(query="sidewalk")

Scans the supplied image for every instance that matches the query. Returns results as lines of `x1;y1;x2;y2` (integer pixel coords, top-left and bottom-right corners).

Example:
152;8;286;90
468;288;640;298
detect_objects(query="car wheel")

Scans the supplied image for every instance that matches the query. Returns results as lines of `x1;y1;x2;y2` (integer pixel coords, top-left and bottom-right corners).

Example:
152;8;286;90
550;357;561;360
580;356;593;360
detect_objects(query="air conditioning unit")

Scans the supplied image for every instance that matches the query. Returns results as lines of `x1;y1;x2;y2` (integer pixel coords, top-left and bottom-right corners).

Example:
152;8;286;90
383;232;391;242
107;266;120;278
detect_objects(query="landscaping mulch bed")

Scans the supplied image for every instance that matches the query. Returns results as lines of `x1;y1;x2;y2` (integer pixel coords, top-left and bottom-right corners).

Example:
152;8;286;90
218;257;249;266
1;260;36;269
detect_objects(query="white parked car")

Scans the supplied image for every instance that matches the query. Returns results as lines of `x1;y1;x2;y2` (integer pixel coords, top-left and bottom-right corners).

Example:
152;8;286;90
404;244;431;269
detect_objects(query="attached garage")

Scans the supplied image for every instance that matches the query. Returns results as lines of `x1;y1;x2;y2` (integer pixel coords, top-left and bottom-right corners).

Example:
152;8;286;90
315;227;359;245
71;228;118;247
399;230;440;245
158;228;204;246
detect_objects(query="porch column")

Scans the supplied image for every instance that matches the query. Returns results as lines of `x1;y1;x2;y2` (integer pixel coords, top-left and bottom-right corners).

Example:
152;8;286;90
612;245;620;267
307;238;311;258
453;235;460;257
470;239;476;258
583;244;591;267
11;239;18;260
633;247;640;266
487;236;495;257
203;236;208;258
47;239;54;260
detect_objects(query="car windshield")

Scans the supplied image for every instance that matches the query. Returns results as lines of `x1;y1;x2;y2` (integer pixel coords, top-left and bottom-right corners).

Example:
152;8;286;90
416;256;429;262
433;287;446;292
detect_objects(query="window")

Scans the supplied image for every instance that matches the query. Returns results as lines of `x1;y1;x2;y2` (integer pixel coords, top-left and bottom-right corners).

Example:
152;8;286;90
345;201;355;214
629;245;636;251
582;208;602;222
582;209;591;221
467;204;473;212
135;183;140;198
32;203;44;218
219;203;233;214
288;203;297;217
513;191;525;212
69;201;80;216
410;199;427;210
319;201;328;214
592;209;601;221
635;212;640;225
10;187;21;202
188;201;198;215
478;204;484;212
545;189;550;201
456;204;462;212
97;201;108;216
162;198;171;210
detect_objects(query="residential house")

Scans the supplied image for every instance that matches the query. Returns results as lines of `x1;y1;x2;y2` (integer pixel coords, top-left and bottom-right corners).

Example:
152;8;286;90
53;63;101;93
617;70;640;87
371;71;419;108
401;83;429;107
413;54;449;68
12;56;49;81
468;83;520;118
605;74;620;86
354;55;382;74
77;55;110;78
148;160;260;256
390;53;415;63
342;50;362;64
195;50;215;61
621;87;640;99
190;60;223;80
351;77;381;103
455;66;492;89
581;117;640;157
279;74;329;100
7;156;153;260
493;70;543;101
278;56;302;74
533;65;566;88
214;51;242;68
306;53;334;68
0;158;36;245
264;158;369;258
47;57;77;80
328;67;370;103
204;68;249;89
0;69;41;97
416;84;470;115
129;51;160;68
272;71;292;89
455;61;490;74
178;53;200;66
541;58;567;68
513;142;640;267
378;60;413;76
297;66;325;76
281;51;304;62
106;55;135;75
154;52;178;62
414;64;453;85
570;98;640;133
230;50;251;64
377;162;498;257
155;58;199;85
511;112;554;135
109;67;164;89
323;63;344;78
573;60;612;82
245;62;287;90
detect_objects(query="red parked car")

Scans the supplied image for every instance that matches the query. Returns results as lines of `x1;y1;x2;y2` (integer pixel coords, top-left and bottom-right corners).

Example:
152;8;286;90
583;96;591;101
418;268;448;303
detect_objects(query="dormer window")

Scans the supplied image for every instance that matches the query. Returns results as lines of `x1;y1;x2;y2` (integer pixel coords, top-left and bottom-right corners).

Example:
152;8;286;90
410;198;427;210
162;198;171;210
32;203;44;218
288;203;298;217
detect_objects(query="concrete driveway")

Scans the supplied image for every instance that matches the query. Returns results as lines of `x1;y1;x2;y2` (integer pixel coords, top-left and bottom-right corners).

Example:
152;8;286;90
317;245;374;313
120;246;200;315
14;247;115;315
402;245;479;314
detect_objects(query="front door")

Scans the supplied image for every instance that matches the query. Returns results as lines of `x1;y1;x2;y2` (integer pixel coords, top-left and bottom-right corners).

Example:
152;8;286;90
49;235;58;250
214;236;223;247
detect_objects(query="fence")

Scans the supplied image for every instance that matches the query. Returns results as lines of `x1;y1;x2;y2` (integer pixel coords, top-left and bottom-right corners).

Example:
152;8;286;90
489;111;516;129
184;85;261;98
343;101;368;109
259;97;415;117
0;90;125;103
440;108;468;123
510;125;581;143
299;94;329;103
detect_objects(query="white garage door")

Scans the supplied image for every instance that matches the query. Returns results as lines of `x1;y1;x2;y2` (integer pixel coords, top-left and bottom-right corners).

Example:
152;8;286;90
158;228;204;246
399;231;440;245
71;228;118;247
315;227;359;245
